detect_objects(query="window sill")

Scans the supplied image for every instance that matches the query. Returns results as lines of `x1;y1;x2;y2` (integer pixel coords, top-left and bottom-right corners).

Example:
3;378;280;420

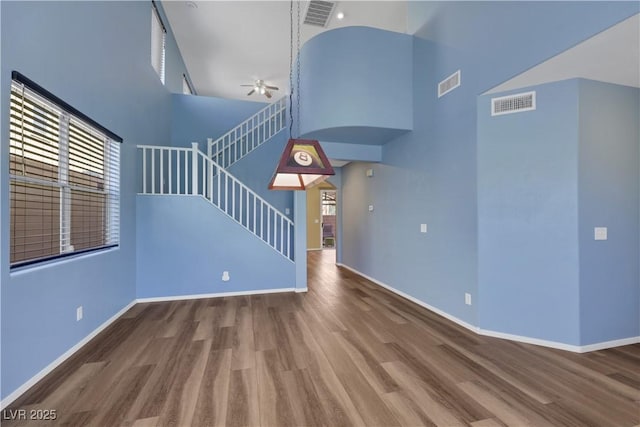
10;246;120;276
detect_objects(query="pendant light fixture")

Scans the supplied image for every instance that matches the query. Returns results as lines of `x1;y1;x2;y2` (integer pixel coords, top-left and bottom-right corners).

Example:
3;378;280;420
269;1;334;191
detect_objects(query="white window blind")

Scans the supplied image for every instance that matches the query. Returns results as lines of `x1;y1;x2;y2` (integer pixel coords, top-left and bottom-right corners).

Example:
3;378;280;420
151;3;166;85
9;75;120;267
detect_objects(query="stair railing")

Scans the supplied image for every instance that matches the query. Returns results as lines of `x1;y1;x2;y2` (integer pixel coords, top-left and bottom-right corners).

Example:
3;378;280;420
207;96;287;169
138;143;294;261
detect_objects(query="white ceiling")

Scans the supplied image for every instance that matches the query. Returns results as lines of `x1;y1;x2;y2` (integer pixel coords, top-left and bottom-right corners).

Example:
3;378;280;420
487;13;640;94
163;1;408;101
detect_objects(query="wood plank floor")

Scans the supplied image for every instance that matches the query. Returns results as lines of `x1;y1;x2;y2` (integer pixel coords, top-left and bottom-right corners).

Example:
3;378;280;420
4;249;640;426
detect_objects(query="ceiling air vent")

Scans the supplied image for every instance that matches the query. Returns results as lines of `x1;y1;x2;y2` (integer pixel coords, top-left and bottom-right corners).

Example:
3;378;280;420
491;91;536;116
304;1;336;28
438;70;461;98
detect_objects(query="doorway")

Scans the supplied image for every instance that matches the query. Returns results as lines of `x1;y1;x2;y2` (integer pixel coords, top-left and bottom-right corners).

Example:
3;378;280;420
320;190;337;250
305;182;337;259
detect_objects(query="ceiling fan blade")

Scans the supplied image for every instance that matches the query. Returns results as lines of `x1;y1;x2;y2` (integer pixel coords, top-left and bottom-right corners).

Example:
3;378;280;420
265;85;279;90
247;89;255;96
240;84;255;87
265;90;272;99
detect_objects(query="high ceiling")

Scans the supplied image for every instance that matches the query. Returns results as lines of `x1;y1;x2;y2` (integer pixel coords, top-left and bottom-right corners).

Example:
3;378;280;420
165;2;639;103
162;1;408;101
487;13;640;94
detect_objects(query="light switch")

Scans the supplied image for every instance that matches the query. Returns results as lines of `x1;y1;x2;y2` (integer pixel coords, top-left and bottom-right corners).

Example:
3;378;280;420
420;224;427;233
368;205;374;212
314;219;319;223
594;227;607;241
285;208;290;215
366;168;374;177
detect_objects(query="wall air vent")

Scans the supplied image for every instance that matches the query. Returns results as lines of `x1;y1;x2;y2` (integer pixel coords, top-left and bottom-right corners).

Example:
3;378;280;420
303;1;336;28
491;91;536;116
438;70;461;98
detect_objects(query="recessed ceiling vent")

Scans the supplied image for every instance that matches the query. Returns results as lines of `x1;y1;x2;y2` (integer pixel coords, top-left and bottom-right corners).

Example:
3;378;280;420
492;91;536;116
438;70;461;98
304;1;336;28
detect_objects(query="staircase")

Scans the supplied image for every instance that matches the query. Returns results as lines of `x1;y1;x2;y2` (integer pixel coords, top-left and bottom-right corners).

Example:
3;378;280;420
208;97;286;169
137;97;293;261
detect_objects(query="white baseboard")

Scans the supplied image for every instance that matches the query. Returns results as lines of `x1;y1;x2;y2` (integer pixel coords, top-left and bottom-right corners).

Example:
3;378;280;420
1;300;137;410
307;248;323;252
336;263;640;354
578;336;640;353
478;329;582;352
336;263;478;333
136;287;296;303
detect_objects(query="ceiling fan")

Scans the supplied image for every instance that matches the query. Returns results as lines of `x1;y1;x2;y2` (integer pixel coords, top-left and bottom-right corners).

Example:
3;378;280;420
241;79;279;99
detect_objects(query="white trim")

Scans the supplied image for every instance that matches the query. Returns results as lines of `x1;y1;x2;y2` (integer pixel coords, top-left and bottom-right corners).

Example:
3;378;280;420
336;262;640;353
136;287;296;303
295;287;309;293
578;336;640;353
479;329;581;353
307;247;323;252
1;300;137;410
336;263;478;332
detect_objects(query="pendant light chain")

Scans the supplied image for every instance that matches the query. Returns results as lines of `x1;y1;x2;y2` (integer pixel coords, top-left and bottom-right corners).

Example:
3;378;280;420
288;0;294;138
296;1;301;138
269;1;335;191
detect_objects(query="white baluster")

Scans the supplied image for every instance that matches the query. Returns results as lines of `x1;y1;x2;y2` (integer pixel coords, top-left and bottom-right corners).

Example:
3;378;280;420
267;207;271;245
208;159;213;201
142;147;147;193
280;216;284;253
169;150;173;193
151;148;155;194
217;164;221;207
177;151;181;194
287;223;291;258
232;179;236;219
184;150;188;194
225;173;229;213
159;148;164;194
245;187;249;227
191;142;199;195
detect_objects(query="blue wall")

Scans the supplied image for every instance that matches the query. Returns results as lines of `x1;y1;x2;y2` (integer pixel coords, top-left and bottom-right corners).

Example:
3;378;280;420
171;94;265;151
0;1;190;400
578;80;639;345
340;2;638;337
298;26;413;145
136;195;295;298
477;80;581;344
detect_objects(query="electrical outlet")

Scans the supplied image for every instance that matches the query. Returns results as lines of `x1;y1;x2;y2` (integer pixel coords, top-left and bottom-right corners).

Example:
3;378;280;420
465;293;472;306
420;224;427;233
594;227;607;241
368;205;374;212
366;168;374;177
76;306;83;321
222;271;230;282
285;208;290;215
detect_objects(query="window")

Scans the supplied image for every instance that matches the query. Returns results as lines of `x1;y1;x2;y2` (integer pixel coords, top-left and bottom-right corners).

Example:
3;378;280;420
151;1;166;84
182;74;194;95
9;72;121;267
322;191;336;216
